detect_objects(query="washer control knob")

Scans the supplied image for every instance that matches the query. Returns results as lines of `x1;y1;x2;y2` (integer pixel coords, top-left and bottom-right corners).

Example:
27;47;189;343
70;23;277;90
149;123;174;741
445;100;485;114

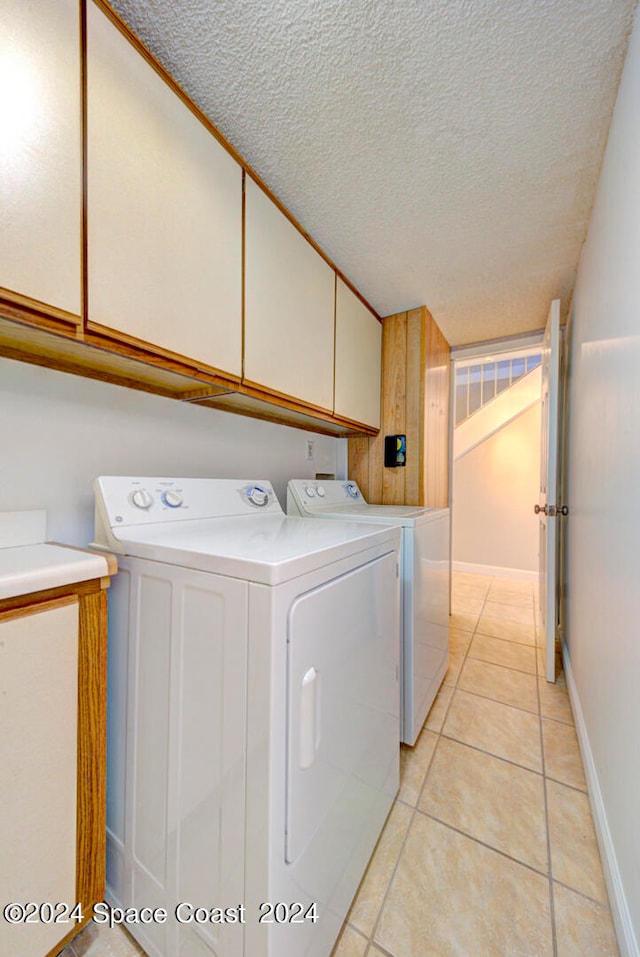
346;482;360;499
247;485;269;507
161;489;183;508
316;486;325;497
306;487;316;497
130;489;153;510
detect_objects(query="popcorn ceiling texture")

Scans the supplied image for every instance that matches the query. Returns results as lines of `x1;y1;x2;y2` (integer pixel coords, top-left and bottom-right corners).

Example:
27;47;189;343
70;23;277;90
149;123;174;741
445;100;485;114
108;0;637;345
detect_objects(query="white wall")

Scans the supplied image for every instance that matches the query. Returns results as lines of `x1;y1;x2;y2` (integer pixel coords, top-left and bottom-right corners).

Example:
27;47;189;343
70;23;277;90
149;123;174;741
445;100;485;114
565;8;640;955
0;358;344;545
452;402;541;577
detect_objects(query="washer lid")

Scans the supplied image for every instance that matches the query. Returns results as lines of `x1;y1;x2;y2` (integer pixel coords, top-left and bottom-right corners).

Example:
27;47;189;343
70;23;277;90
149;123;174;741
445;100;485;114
307;504;437;526
296;503;445;527
115;514;400;585
287;478;446;526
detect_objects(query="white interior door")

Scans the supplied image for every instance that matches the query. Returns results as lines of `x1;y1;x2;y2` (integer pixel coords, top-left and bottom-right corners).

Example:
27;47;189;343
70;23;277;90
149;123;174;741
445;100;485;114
537;300;561;682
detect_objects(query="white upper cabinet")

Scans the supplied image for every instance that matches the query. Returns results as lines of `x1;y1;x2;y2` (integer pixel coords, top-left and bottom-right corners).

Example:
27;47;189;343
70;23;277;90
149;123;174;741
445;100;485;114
0;0;81;318
86;1;243;377
334;278;381;428
244;177;335;411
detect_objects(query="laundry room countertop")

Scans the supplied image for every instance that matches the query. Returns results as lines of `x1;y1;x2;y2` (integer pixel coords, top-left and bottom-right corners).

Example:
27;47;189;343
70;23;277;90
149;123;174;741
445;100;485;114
0;542;117;601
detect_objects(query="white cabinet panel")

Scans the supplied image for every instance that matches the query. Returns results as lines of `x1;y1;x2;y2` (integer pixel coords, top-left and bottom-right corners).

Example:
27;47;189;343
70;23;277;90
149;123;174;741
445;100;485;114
0;600;79;957
87;2;242;376
0;0;81;317
334;278;381;428
244;177;335;410
106;559;247;957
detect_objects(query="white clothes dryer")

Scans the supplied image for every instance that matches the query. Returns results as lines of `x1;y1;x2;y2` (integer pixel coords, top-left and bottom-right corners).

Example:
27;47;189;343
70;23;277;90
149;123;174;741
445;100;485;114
287;479;450;746
93;476;400;957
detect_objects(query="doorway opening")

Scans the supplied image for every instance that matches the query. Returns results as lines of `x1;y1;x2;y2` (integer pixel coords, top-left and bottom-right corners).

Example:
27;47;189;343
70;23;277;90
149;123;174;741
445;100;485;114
450;336;543;582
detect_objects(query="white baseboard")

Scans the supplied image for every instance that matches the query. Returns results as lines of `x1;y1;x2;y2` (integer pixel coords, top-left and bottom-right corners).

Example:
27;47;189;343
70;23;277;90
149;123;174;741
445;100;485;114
452;560;537;582
562;644;639;957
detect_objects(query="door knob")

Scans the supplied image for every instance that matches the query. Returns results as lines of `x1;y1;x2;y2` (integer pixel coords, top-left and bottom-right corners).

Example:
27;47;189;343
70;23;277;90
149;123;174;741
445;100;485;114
534;504;569;516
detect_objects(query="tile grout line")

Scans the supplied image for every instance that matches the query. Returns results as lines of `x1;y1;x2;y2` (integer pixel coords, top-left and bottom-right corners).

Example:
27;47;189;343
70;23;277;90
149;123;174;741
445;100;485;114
540;710;577;730
356;577;572;957
465;651;538;678
411;804;554;882
450;684;541;719
362;576;614;957
436;731;543;776
416;582;560;888
357;578;494;955
445;580;560;955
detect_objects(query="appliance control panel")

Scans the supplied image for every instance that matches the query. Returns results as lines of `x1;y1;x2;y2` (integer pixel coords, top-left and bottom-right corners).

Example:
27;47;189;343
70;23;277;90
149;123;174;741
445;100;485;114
94;476;282;534
287;479;365;512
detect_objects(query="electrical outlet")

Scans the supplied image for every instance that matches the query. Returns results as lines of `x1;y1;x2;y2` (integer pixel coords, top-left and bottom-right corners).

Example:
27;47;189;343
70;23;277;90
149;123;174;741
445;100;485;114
305;440;314;461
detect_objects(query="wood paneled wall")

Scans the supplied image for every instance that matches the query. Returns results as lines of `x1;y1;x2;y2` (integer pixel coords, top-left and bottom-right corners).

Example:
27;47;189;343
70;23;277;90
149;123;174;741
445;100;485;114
348;305;450;507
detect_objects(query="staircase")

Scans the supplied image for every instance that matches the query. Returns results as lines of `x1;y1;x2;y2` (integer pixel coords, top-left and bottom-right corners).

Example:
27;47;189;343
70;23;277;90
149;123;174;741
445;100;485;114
454;364;542;460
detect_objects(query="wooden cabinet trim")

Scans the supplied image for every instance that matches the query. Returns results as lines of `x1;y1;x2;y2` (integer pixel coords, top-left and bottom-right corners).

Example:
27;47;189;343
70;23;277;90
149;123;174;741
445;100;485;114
244;176;335;409
90;0;380;323
91;0;249;177
0;594;78;625
75;589;107;911
239;379;378;432
242;173;380;323
194;392;376;437
0;577;107;616
82;327;239;387
0;311;378;436
334;277;381;428
81;0;88;332
241;170;247;380
240;377;334;418
1;581;109;955
85;321;242;386
0;289;81;331
85;4;243;378
4;1;383;436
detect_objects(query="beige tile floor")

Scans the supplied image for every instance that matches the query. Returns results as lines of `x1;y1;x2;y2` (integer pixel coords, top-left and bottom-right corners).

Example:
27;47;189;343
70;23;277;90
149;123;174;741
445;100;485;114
63;573;619;957
333;573;619;957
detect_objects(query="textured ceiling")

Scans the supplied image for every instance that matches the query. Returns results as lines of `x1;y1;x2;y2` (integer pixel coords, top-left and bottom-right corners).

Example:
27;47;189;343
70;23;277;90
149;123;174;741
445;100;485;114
108;0;637;345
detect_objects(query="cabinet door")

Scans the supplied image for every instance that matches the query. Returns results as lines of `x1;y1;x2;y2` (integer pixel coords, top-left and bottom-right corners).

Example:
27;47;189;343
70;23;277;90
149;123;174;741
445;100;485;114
0;0;81;319
86;2;242;377
0;599;79;957
334;278;381;428
107;559;247;957
244;177;335;411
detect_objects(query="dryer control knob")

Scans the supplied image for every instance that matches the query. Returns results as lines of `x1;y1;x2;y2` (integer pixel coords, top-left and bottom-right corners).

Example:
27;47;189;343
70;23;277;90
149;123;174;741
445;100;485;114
306;487;316;497
247;485;269;507
346;482;360;499
130;489;154;510
316;486;325;497
161;489;183;508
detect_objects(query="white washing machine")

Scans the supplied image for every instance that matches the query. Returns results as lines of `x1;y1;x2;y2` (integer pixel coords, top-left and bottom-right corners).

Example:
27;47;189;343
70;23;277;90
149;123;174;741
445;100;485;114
92;476;400;957
287;479;450;746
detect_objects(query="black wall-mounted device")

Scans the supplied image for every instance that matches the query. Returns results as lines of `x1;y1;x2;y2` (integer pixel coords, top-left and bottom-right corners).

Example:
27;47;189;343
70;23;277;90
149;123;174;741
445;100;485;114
384;434;406;468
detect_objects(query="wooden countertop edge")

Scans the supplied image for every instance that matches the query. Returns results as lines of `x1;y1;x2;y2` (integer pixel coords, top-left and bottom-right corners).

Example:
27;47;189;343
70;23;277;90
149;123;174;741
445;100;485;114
47;540;118;576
